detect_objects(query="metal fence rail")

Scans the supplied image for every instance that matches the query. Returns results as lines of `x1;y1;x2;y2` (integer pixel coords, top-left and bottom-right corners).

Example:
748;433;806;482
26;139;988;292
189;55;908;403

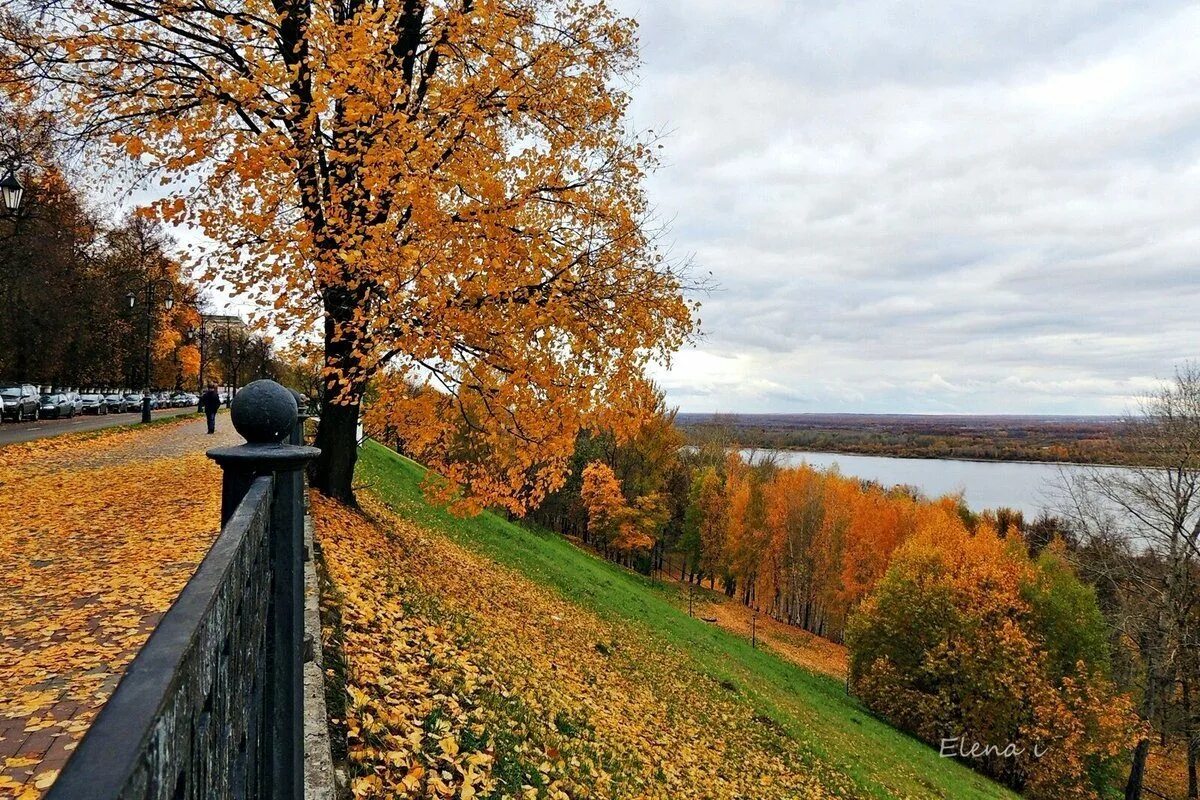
46;379;319;800
48;476;274;800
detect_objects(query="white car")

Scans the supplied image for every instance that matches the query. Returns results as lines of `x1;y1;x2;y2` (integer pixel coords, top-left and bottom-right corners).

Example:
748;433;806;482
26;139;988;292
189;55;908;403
65;391;84;416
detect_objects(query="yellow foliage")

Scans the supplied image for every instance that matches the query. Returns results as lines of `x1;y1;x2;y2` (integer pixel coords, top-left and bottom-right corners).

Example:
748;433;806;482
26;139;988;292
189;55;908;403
0;418;222;794
40;0;698;501
847;519;1140;799
313;491;845;799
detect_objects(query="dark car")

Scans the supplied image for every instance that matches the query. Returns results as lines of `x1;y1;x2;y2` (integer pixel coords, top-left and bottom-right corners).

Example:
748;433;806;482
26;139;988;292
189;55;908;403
1;384;40;421
122;393;144;412
80;394;108;415
103;394;126;413
39;393;74;419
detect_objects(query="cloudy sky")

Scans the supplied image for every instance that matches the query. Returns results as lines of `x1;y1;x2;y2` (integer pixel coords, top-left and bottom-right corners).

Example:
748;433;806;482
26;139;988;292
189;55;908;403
610;0;1200;415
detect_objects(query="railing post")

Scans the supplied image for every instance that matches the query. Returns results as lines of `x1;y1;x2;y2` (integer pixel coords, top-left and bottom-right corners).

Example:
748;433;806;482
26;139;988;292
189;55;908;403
207;379;320;800
287;388;312;447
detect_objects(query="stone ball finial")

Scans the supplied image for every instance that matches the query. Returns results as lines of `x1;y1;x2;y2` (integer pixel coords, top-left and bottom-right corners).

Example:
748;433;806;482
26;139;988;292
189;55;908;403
230;379;298;444
286;387;308;415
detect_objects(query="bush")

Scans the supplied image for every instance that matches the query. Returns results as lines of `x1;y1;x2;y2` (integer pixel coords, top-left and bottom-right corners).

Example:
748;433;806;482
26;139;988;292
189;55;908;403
847;520;1137;799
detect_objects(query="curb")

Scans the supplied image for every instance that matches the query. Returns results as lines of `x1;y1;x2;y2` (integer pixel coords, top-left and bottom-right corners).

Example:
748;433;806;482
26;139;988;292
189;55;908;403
303;513;336;800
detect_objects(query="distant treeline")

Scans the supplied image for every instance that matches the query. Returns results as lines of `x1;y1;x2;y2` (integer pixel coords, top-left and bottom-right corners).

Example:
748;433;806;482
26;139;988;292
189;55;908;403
676;412;1130;465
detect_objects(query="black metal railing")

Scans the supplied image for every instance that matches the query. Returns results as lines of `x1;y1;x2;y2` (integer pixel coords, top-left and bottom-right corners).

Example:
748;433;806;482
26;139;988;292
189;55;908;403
47;379;319;800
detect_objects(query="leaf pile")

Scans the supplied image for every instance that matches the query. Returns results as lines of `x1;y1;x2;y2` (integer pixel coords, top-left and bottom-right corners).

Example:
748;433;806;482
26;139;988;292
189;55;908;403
314;491;851;799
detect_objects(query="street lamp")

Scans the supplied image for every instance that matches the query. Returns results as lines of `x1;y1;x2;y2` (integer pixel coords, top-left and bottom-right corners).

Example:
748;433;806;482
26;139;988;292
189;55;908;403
128;278;175;422
0;170;24;213
189;323;210;398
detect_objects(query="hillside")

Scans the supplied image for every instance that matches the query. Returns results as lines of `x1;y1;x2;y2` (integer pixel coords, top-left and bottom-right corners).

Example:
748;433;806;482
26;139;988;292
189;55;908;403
310;440;1018;799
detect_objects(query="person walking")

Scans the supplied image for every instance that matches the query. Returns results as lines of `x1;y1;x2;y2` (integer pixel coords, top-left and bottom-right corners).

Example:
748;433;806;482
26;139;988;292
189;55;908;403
200;383;221;434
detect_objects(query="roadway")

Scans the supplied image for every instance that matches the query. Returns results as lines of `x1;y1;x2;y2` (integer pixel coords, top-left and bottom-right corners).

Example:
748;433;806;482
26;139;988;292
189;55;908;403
0;407;200;447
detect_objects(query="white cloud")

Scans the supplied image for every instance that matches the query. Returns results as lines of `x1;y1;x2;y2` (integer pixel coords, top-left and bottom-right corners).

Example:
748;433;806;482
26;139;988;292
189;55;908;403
617;0;1200;413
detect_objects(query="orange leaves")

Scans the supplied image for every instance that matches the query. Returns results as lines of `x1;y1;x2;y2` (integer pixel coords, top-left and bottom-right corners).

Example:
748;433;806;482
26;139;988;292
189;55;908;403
693;466;729;580
694;453;978;643
846;519;1139;799
312;487;836;800
36;0;696;495
580;456;669;554
0;417;225;795
580;461;626;537
176;344;201;380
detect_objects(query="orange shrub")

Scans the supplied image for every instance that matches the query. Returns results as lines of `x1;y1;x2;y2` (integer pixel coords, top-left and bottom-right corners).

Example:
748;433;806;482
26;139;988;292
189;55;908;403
847;519;1138;798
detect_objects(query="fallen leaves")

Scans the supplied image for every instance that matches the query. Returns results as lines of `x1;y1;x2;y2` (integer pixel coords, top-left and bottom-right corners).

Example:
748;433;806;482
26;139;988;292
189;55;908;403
313;490;842;799
0;418;225;796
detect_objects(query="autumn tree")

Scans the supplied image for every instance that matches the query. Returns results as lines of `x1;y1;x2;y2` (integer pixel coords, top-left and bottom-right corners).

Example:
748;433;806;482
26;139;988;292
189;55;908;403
580;461;627;551
692;466;729;590
847;518;1137;798
579;459;661;561
552;390;679;568
210;325;279;396
17;0;695;502
0;117;203;388
761;466;829;630
275;339;324;408
102;214;204;389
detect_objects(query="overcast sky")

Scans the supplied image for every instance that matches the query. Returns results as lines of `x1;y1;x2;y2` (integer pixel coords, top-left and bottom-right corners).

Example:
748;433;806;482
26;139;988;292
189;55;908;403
611;0;1200;415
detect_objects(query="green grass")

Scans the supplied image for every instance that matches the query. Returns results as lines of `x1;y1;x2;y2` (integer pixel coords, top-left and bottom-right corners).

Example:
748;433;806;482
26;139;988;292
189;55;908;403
356;440;1017;800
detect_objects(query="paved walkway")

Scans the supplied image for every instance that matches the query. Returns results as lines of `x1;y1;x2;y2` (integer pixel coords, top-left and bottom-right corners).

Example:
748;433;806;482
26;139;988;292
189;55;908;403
0;415;239;798
0;407;198;448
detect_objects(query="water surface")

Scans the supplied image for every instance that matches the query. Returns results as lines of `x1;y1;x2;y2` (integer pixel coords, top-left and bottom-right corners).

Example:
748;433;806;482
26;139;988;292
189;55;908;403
748;449;1117;518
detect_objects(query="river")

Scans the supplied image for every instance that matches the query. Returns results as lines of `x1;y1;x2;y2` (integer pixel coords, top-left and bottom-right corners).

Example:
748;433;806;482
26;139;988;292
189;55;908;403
747;449;1117;519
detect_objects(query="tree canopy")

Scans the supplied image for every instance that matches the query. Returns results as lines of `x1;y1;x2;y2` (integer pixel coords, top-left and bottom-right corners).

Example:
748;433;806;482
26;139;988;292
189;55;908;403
12;0;696;499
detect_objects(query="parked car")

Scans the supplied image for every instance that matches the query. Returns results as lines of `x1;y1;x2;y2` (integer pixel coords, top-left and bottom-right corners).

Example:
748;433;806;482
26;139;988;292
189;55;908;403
103;394;126;414
80;394;108;415
123;393;144;412
65;391;84;416
0;383;39;421
39;393;74;419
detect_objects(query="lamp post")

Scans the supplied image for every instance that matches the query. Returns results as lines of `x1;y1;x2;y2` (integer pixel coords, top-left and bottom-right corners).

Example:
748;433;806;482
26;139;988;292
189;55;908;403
127;279;174;423
194;323;208;396
0;170;24;214
211;317;242;405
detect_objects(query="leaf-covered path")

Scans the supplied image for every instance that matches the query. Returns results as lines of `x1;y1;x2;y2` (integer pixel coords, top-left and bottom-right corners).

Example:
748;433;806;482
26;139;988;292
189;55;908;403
0;415;237;798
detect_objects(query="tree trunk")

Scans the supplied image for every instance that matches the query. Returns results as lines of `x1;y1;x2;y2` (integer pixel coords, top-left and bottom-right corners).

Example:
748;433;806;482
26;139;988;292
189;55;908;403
1189;731;1198;800
312;398;360;503
1127;631;1163;800
310;272;372;504
1126;739;1150;800
1186;672;1199;799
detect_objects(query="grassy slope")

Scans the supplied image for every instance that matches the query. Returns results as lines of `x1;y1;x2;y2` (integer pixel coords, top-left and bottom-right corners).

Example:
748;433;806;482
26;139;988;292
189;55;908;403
357;441;1016;800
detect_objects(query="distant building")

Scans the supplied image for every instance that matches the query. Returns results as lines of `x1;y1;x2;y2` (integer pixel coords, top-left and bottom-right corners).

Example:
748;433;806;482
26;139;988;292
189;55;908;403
201;313;248;334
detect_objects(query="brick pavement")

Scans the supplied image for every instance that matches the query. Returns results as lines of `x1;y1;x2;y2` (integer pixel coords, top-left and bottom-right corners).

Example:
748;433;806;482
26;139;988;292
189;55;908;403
0;415;239;798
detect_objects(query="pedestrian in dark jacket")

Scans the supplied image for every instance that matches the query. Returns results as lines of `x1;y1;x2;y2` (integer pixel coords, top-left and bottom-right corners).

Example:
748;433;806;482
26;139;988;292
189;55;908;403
200;383;221;434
